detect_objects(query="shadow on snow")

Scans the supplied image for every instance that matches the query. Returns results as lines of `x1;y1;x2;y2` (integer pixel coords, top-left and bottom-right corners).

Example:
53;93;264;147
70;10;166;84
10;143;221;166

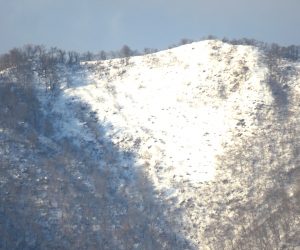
0;74;193;249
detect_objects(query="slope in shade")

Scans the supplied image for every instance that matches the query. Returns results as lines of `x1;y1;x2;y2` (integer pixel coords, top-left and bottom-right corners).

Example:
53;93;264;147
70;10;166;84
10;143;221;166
0;81;192;249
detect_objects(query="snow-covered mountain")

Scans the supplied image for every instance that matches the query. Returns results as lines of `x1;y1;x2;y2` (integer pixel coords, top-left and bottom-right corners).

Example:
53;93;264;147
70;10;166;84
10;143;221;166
1;40;300;249
65;40;271;185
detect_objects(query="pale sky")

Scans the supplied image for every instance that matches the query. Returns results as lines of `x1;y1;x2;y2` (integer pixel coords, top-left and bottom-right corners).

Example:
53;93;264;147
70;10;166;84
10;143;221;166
0;0;299;54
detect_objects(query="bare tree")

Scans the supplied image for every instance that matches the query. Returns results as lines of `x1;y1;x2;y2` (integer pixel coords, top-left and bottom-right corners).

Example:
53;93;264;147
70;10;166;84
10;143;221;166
120;45;133;58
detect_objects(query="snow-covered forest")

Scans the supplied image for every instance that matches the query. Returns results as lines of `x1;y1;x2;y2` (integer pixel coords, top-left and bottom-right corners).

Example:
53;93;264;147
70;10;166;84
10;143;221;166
0;38;299;249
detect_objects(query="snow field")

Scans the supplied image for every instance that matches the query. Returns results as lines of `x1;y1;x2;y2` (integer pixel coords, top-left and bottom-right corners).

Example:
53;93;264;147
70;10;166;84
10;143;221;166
62;40;272;191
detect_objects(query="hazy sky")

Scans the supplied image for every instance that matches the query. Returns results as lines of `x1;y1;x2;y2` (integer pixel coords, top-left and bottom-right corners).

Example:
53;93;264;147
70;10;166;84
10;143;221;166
1;0;300;54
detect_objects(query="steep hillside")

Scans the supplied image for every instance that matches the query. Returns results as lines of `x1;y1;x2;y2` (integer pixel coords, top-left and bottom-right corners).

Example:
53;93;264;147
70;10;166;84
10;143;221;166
1;40;299;249
70;40;270;186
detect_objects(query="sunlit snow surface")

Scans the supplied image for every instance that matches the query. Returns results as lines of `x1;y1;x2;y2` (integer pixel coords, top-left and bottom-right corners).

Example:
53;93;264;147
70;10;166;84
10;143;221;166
63;40;271;188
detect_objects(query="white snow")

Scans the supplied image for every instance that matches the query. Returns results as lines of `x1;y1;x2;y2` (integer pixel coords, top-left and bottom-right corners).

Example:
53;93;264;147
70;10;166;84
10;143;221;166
61;40;273;189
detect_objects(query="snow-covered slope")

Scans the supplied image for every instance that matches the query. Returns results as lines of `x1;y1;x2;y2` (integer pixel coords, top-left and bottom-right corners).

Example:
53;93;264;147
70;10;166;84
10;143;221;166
3;40;299;249
42;40;300;248
49;40;300;248
62;40;270;187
